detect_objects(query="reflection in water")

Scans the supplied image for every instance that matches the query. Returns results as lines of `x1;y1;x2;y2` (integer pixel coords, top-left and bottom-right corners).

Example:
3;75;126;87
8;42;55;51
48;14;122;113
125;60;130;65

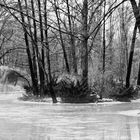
127;117;140;140
0;92;140;139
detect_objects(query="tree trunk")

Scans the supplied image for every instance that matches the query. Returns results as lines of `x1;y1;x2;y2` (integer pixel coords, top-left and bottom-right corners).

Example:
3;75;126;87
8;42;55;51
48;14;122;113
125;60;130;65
37;0;45;96
126;23;137;88
108;1;114;66
17;0;37;95
129;0;140;85
44;0;57;103
24;0;39;94
81;0;88;85
137;63;140;85
119;2;128;84
102;0;106;74
30;0;45;86
54;0;70;73
100;0;106;99
130;0;140;32
66;0;77;73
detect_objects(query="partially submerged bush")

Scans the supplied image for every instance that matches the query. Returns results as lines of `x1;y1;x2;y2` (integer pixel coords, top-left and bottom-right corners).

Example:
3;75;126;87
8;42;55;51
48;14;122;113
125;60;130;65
44;75;59;97
22;84;33;94
57;74;98;103
109;85;140;102
22;75;58;99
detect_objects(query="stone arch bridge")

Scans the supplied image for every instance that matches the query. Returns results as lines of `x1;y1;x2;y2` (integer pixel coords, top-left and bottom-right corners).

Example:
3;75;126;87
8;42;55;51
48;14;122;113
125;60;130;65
0;66;31;87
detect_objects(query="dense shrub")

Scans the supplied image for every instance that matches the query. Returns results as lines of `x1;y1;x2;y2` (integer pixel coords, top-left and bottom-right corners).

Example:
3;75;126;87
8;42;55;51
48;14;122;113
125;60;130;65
57;74;98;103
44;75;59;96
22;84;33;94
21;72;140;103
109;85;140;102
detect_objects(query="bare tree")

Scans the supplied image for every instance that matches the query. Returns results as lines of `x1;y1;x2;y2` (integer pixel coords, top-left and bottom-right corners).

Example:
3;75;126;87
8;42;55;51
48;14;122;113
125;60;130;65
130;0;140;32
44;0;57;103
126;23;137;87
24;0;39;94
53;0;70;73
66;0;77;73
81;0;88;85
17;0;38;95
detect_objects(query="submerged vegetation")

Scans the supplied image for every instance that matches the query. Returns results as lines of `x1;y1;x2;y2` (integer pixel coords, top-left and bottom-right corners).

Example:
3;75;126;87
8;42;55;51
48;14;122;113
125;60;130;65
17;72;139;103
56;74;98;103
0;66;139;103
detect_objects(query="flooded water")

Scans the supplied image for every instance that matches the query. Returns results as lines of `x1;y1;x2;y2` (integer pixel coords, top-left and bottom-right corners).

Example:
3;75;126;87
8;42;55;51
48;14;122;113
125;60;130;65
0;86;140;139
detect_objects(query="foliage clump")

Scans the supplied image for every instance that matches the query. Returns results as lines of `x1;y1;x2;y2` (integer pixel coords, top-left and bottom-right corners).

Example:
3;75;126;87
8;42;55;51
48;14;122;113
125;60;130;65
109;85;140;102
56;74;99;103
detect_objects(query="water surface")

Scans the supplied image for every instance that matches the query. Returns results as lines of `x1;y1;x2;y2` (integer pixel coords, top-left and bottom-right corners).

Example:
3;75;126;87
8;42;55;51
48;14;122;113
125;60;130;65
0;88;140;140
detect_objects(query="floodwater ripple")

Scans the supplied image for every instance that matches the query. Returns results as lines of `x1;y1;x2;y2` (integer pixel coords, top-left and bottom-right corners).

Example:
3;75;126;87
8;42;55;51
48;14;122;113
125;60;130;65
0;92;140;140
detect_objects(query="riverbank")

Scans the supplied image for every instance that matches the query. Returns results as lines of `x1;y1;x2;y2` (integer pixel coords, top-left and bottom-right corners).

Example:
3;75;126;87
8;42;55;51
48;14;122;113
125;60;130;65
0;83;139;105
17;93;128;105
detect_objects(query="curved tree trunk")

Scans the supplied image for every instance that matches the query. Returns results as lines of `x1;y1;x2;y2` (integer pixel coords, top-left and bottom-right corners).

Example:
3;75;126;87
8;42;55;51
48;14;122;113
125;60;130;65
126;23;137;88
130;0;140;32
